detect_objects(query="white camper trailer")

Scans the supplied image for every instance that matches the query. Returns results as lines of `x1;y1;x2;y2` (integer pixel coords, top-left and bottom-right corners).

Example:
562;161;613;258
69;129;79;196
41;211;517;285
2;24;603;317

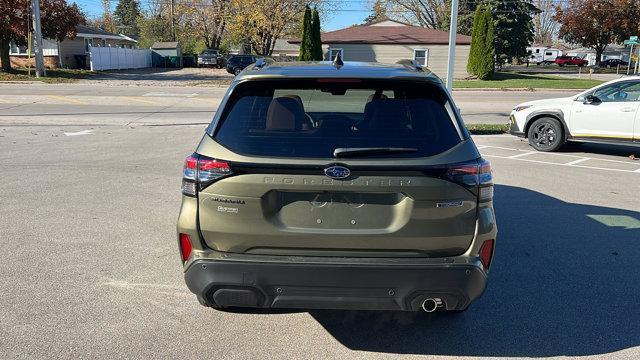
526;47;563;65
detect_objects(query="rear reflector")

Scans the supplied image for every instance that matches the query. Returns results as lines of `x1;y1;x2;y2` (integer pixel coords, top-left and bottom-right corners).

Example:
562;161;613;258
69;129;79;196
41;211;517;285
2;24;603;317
479;239;495;270
179;233;193;262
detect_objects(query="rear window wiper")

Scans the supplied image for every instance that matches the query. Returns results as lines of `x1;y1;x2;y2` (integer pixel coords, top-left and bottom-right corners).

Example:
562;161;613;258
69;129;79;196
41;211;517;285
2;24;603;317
333;147;418;158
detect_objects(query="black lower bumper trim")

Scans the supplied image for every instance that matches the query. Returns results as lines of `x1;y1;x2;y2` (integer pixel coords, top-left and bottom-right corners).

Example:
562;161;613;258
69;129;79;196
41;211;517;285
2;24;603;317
184;258;488;311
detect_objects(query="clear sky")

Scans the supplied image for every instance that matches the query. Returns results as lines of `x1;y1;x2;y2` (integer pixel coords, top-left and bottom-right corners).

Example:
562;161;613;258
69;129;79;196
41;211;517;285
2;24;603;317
71;0;371;32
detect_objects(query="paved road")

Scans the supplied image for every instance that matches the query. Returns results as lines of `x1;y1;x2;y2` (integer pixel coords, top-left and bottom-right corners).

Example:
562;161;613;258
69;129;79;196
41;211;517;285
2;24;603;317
1;114;639;359
0;83;574;126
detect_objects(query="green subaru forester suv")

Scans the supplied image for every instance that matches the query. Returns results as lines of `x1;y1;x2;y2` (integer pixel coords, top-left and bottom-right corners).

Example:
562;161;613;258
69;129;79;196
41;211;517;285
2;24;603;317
177;59;497;313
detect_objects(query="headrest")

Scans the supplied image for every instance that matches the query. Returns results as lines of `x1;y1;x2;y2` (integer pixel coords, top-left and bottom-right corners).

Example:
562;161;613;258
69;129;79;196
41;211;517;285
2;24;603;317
364;99;410;132
366;93;388;103
266;97;305;131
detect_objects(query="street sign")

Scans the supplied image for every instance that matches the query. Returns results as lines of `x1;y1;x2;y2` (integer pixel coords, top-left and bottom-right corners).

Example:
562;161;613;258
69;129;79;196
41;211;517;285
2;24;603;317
624;40;639;45
630;36;638;41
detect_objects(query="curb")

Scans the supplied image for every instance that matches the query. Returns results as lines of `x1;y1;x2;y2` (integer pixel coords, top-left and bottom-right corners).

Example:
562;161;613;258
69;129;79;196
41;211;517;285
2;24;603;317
0;81;46;84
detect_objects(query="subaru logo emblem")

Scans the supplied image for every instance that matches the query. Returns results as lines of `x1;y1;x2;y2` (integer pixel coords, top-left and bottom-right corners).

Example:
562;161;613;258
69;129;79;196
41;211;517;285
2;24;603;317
324;165;351;180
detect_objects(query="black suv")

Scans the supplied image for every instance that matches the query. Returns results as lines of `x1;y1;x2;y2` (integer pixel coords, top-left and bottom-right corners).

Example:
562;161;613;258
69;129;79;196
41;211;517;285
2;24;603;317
225;55;258;75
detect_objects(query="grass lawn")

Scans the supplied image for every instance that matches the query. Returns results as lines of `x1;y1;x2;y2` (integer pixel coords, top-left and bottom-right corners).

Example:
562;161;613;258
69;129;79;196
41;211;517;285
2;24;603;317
453;72;604;90
0;68;93;83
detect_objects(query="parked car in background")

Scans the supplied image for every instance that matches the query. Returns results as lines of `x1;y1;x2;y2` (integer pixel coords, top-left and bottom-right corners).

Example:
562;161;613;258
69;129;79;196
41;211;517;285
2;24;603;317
198;49;225;68
225;55;258;75
599;58;629;68
178;60;497;313
554;56;588;67
510;77;640;151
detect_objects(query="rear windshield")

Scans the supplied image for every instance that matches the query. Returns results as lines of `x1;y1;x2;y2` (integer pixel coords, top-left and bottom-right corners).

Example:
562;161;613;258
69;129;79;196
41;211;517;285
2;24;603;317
212;80;463;158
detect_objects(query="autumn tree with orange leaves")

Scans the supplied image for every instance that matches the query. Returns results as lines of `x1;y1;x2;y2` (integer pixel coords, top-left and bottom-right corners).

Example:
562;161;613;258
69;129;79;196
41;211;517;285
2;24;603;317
555;0;640;62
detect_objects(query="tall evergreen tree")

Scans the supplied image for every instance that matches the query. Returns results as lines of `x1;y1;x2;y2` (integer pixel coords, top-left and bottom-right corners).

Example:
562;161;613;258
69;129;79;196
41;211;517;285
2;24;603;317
467;4;495;80
466;5;484;75
298;6;313;61
476;6;495;79
114;0;141;37
489;0;539;63
311;7;323;61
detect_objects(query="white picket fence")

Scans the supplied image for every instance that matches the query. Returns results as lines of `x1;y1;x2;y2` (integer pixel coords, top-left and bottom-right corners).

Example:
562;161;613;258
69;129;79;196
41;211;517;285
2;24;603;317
88;47;152;71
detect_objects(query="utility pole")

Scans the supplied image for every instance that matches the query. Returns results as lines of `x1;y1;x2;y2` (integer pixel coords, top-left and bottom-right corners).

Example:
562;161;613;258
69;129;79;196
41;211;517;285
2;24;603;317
170;0;176;41
445;0;459;92
31;0;45;77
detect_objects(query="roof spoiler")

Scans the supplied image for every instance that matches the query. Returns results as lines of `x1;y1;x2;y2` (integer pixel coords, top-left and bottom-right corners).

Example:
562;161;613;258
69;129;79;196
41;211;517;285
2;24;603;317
396;59;424;72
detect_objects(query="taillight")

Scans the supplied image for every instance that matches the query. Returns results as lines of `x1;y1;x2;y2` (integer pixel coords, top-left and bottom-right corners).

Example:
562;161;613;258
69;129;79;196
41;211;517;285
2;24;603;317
444;158;493;201
179;233;193;262
479;239;495;270
182;153;232;196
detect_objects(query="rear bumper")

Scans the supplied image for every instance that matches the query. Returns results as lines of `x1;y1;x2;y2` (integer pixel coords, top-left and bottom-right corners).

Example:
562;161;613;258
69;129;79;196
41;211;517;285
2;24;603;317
184;254;488;311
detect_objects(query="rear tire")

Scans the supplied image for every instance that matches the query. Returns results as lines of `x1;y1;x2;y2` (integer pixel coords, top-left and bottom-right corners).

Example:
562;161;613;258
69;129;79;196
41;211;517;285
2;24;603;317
527;117;565;152
234;67;242;76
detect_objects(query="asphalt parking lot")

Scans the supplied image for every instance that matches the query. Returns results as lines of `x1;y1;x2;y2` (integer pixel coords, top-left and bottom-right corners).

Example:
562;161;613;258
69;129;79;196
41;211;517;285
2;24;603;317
1;83;639;359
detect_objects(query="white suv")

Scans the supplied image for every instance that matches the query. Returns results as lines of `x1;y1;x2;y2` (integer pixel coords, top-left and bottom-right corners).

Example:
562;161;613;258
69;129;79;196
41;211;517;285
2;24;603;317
510;77;640;151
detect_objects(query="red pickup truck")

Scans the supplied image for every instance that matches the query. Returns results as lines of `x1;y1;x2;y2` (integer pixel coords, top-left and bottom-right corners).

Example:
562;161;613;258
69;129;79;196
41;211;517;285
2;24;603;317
554;56;588;67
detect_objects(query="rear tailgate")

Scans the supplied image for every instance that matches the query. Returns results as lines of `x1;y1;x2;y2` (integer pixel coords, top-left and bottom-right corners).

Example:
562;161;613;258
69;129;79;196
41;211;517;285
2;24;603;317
195;78;482;257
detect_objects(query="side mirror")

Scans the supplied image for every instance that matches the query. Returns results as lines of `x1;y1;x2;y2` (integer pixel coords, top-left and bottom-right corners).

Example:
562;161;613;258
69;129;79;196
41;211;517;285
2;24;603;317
584;95;601;104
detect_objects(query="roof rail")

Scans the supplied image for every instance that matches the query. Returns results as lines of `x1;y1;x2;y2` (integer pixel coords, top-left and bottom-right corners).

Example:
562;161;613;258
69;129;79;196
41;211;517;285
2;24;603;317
254;57;273;69
396;59;424;71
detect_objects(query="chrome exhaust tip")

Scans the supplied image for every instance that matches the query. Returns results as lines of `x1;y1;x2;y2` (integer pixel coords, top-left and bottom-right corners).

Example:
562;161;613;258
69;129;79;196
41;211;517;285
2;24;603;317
421;298;442;313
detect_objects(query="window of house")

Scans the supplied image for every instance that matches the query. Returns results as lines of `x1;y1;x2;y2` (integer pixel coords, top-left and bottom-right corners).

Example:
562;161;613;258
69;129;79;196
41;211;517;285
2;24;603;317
413;49;429;66
536;49;540;53
102;39;107;47
84;38;93;52
9;41;29;55
329;48;343;61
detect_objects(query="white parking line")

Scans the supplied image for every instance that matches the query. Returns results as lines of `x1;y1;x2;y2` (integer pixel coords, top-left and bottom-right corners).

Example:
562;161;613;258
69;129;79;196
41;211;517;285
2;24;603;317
64;129;94;136
564;158;590;166
508;151;537;159
484;154;639;174
480;145;639;164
